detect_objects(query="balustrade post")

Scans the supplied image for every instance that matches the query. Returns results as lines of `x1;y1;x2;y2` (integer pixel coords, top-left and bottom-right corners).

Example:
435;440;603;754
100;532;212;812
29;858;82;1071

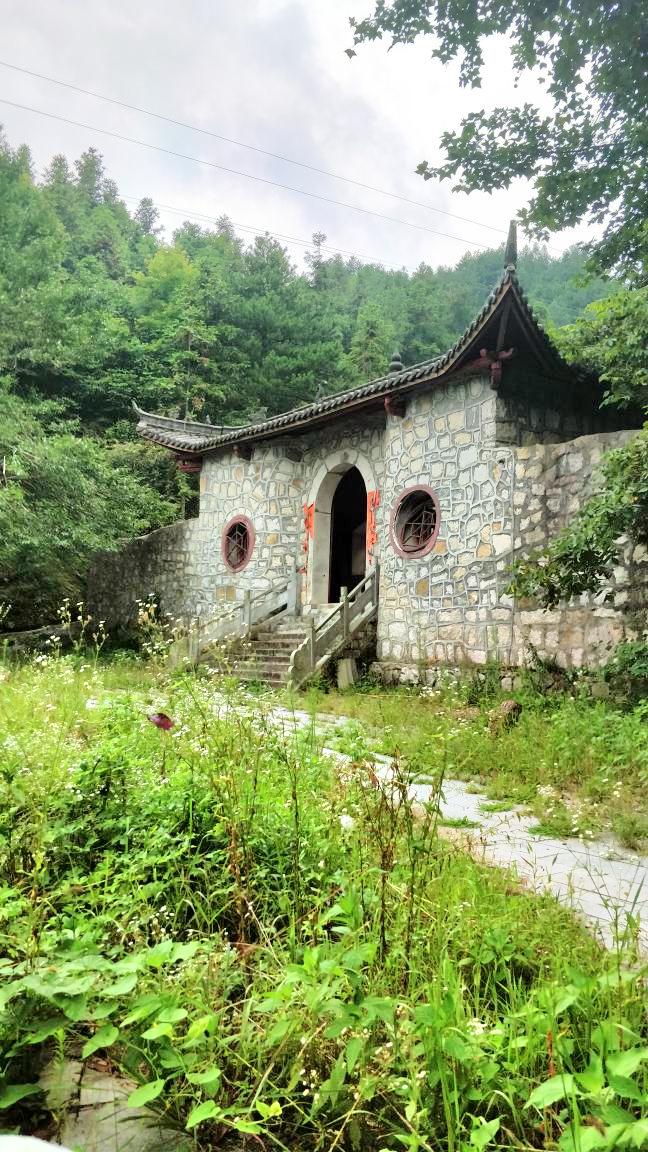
243;590;252;630
341;586;349;639
309;617;316;671
287;561;299;617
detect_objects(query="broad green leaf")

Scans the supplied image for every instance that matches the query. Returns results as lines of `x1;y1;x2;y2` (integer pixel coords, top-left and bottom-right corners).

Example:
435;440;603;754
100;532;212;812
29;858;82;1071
0;980;25;1009
82;1024;120;1058
443;1032;473;1064
21;1018;66;1046
187;1068;222;1089
527;1074;576;1109
141;1021;174;1040
59;994;90;1022
470;1117;500;1151
157;1007;187;1024
122;995;163;1026
558;1124;607;1152
182;1014;217;1047
345;1036;363;1075
554;991;579;1016
577;1058;604;1095
0;1082;42;1109
607;1047;648;1079
328;1053;346;1105
91;1000;118;1020
102;972;138;997
268;1017;292;1044
127;1079;166;1108
256;1099;282;1120
627;1118;648;1148
169;941;200;964
186;1099;219;1128
607;1074;645;1102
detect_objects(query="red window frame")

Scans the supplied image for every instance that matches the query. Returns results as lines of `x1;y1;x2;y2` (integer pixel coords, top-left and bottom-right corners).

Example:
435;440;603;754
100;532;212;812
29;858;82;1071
389;485;441;559
222;515;255;572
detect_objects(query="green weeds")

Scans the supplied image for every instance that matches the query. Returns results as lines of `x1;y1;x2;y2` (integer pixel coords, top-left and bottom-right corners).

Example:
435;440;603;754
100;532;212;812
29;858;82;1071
0;657;646;1149
305;685;648;850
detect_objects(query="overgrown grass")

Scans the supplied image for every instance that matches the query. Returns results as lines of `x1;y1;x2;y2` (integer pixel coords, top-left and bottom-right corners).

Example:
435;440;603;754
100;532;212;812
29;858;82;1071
0;655;647;1150
301;679;648;850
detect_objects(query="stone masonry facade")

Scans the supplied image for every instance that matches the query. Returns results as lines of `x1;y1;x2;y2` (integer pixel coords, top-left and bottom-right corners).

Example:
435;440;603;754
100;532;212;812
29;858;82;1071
89;369;647;675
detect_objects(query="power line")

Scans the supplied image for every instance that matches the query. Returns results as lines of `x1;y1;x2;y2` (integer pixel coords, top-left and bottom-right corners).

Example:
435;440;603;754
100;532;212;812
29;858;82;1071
0;97;491;249
121;194;421;271
0;58;508;237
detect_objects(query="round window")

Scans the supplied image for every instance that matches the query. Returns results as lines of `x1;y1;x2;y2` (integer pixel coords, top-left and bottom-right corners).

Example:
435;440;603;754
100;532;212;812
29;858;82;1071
222;515;255;572
390;486;440;558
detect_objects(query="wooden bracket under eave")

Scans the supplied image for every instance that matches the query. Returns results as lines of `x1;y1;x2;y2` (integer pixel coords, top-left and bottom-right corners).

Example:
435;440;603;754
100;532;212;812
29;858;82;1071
459;347;515;389
176;455;203;474
233;443;254;460
384;394;406;418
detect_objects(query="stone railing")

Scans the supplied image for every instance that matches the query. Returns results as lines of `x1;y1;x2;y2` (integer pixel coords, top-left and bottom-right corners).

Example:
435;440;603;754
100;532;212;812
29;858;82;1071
169;569;299;665
288;564;379;689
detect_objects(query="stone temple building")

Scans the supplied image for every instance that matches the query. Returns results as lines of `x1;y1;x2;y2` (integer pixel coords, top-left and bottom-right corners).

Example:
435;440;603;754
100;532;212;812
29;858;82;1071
90;240;646;684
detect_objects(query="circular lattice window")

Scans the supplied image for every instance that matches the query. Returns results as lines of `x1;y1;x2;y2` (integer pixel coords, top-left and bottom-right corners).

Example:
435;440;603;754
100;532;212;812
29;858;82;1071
390;486;440;558
222;515;255;572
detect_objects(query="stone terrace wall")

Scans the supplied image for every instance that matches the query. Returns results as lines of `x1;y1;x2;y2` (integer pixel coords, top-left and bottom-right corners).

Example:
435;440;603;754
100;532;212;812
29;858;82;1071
377;427;647;679
88;519;203;628
507;432;647;668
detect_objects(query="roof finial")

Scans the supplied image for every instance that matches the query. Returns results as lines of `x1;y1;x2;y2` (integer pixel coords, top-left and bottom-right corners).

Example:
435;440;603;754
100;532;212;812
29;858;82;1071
504;220;518;270
389;349;403;375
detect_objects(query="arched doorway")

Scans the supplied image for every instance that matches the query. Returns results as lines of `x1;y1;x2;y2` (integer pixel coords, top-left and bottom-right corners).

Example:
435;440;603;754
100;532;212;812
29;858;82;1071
328;466;367;602
308;455;375;606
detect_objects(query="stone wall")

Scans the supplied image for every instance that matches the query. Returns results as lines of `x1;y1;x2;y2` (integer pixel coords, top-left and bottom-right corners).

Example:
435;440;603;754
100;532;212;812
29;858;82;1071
506;433;647;669
88;374;645;674
377;427;646;679
89;416;385;628
378;375;509;668
88;520;203;628
495;390;634;447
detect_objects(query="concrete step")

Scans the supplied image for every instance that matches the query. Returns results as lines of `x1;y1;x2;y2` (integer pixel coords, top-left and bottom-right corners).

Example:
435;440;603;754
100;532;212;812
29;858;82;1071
253;632;307;644
233;657;292;672
234;668;288;684
244;646;295;659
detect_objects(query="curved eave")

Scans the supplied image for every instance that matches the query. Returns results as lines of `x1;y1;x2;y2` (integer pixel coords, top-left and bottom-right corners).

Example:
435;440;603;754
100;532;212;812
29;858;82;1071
134;269;584;455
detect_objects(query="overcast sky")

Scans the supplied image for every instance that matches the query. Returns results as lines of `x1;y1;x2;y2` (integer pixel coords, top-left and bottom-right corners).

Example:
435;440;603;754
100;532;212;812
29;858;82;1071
0;0;585;272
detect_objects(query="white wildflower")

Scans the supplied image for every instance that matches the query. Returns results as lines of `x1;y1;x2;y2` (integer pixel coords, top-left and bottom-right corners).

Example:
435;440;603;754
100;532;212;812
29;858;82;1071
467;1017;487;1035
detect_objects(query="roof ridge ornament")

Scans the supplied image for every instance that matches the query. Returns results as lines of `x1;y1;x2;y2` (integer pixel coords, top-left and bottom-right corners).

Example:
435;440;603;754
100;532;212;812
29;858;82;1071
504;220;518;271
389;349;403;375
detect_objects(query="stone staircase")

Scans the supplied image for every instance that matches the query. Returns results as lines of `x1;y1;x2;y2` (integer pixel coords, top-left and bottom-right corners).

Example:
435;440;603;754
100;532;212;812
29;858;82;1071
197;566;379;689
224;619;312;686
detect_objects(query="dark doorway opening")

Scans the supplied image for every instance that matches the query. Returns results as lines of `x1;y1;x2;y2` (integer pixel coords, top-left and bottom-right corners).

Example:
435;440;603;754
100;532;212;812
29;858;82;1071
329;466;367;602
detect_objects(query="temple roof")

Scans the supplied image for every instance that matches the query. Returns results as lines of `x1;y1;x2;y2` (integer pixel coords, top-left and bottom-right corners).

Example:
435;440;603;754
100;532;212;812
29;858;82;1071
134;266;580;457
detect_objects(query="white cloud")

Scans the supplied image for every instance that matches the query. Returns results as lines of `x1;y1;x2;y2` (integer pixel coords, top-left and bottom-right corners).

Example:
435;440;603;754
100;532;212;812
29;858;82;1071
0;0;591;271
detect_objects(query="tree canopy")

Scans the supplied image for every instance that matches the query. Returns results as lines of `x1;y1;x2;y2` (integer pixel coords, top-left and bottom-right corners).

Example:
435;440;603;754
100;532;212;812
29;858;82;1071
349;0;648;282
0;129;621;629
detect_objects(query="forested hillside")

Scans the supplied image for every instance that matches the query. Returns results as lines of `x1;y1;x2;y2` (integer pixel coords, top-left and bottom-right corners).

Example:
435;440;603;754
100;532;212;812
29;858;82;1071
0;132;614;627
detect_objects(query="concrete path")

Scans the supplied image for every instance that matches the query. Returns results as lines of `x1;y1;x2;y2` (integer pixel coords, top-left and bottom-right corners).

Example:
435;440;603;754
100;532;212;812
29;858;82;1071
233;696;648;953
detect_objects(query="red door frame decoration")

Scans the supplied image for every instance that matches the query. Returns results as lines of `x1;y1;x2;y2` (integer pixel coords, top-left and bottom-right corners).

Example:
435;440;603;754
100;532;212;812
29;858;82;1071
366;489;380;564
299;501;315;574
